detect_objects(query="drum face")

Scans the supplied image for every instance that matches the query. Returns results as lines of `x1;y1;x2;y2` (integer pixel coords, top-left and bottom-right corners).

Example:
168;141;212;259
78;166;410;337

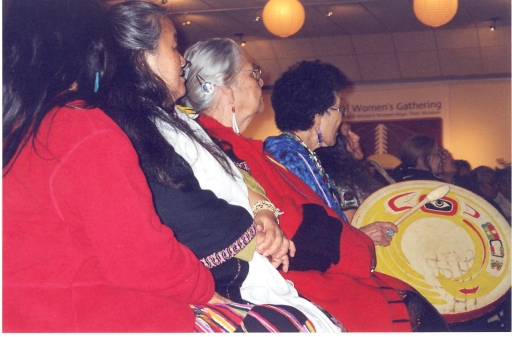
353;181;511;324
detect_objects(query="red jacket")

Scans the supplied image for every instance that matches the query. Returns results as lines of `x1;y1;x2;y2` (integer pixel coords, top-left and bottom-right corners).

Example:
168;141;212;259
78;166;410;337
3;104;215;332
200;115;415;332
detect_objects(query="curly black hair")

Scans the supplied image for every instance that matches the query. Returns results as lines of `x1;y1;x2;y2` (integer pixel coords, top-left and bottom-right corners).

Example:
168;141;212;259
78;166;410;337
271;60;352;132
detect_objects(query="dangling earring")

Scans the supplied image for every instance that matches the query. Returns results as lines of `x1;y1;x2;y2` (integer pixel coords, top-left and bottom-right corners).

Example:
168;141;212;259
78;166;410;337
317;126;323;146
232;106;240;134
94;72;100;93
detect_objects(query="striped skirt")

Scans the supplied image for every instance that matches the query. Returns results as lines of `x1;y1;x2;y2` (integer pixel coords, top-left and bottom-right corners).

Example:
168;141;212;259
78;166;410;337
191;302;316;332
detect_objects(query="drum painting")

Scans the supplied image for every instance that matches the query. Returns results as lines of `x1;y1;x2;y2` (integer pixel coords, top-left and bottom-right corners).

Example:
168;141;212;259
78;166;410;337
352;181;511;324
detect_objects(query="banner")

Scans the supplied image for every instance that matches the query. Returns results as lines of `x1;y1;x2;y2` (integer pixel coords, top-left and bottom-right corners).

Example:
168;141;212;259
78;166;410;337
343;84;450;169
345;84;450;122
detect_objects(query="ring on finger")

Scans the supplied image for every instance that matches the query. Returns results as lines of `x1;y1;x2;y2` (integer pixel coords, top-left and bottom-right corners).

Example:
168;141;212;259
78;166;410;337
386;229;395;237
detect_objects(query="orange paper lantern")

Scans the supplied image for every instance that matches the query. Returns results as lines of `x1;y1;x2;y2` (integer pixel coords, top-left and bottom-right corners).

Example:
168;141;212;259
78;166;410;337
262;0;305;38
413;0;458;27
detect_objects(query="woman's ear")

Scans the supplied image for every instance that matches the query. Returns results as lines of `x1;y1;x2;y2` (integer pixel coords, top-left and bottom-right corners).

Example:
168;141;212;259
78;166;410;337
217;86;235;105
313;113;323;128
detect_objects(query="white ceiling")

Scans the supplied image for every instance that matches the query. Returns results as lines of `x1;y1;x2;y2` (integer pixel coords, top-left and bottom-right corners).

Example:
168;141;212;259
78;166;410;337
116;0;512;84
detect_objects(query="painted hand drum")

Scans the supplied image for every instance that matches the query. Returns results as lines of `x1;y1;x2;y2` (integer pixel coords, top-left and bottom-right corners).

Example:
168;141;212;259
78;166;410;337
352;181;510;324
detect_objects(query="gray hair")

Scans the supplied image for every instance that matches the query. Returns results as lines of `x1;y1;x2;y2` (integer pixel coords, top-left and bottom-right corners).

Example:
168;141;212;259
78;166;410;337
182;38;245;111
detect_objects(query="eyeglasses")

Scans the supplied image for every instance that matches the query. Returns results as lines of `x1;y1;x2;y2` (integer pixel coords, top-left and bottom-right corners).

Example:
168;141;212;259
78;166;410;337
239;65;262;81
329;106;347;117
182;60;191;71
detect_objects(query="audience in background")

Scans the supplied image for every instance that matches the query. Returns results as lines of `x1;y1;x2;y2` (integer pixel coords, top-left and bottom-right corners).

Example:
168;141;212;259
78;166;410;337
316;122;385;222
455;159;472;178
438;148;457;184
391;134;445;182
467;166;509;222
494;166;511;224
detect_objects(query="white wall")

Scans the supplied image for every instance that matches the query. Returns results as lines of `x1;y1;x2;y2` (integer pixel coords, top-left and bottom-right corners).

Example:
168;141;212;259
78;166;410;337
243;77;511;169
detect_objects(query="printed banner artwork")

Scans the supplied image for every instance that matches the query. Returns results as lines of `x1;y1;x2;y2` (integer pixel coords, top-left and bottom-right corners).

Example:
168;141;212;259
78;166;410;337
344;85;449;122
343;85;449;168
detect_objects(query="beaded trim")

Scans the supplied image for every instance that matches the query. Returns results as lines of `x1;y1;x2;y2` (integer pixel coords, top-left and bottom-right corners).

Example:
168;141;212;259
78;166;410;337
200;222;257;269
252;200;284;224
282;131;343;209
234;160;251;174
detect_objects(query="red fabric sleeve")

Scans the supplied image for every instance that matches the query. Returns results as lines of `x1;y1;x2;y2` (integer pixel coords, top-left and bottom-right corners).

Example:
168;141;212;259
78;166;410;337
49;111;215;304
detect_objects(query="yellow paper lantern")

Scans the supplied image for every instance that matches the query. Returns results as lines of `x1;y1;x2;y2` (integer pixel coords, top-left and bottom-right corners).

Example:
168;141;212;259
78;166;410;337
262;0;305;38
413;0;458;27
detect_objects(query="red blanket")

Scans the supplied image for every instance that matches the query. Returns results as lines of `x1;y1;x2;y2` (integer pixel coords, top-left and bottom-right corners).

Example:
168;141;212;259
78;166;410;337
200;115;415;332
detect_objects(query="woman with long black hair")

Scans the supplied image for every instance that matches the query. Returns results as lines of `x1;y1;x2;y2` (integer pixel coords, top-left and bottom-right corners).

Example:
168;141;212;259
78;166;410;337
3;0;313;332
103;0;334;332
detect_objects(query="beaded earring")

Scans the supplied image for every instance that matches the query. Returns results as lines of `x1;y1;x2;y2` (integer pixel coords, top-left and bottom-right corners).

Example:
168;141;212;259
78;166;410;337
232;106;240;134
317;126;323;146
94;72;100;93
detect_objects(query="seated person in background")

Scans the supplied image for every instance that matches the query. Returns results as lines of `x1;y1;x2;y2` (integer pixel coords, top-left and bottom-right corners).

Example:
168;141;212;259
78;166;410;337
494;166;511;223
391;134;445;182
183;45;449;331
453;159;472;188
456;160;472;175
439;148;457;184
316;122;385;222
103;2;328;332
468;166;510;224
439;149;473;188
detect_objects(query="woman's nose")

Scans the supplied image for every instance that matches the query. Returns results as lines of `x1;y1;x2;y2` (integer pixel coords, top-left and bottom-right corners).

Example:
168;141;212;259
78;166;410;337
179;53;186;67
258;78;264;87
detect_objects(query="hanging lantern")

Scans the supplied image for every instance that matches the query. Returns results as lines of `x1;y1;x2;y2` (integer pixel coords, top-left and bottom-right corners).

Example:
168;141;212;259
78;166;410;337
262;0;305;38
413;0;458;28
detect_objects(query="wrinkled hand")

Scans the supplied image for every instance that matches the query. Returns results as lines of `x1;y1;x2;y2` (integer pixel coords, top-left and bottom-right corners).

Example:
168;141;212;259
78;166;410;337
208;292;231;304
359;221;398;247
253;210;296;265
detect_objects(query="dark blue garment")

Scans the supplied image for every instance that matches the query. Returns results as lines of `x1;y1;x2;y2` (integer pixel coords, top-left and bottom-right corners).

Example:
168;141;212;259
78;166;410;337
391;164;445;182
264;134;348;223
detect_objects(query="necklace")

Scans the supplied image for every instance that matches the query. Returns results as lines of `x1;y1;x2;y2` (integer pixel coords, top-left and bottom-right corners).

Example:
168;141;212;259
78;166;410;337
282;131;343;208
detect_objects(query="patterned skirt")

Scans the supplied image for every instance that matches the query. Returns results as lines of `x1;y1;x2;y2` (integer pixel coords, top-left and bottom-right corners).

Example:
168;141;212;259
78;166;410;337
191;302;316;332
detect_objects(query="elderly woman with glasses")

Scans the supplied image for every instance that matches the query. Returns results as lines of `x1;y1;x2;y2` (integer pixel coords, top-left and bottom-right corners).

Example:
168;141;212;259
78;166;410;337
264;61;350;221
100;2;349;332
184;42;449;332
265;61;399;244
392;134;445;182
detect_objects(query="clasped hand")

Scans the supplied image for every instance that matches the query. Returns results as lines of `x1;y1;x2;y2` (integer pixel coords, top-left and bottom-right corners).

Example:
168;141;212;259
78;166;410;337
253;209;295;272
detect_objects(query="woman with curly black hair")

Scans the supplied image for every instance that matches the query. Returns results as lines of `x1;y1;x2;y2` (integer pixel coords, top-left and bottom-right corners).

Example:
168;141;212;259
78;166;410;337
264;60;397;246
264;61;351;220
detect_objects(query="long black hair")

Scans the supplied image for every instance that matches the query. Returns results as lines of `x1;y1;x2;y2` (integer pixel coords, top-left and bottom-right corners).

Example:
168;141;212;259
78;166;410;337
104;1;234;188
316;130;383;200
3;0;114;174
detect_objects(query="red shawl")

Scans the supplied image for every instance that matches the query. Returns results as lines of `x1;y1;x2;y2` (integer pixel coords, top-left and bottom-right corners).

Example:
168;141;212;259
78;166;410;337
199;115;415;332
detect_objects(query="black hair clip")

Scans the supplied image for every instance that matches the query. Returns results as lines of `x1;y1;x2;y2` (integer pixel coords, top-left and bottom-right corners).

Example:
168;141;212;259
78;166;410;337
196;74;214;94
